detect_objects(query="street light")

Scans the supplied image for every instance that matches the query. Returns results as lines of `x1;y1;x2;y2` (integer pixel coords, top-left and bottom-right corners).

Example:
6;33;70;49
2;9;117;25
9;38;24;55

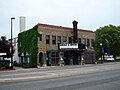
11;17;15;69
100;43;103;63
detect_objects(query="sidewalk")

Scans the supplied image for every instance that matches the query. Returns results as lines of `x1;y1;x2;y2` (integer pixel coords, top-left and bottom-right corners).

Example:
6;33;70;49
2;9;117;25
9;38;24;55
13;62;117;71
12;64;95;72
1;62;116;73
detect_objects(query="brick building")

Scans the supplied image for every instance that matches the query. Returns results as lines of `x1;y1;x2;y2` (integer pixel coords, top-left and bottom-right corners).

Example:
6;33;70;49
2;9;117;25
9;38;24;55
37;22;95;66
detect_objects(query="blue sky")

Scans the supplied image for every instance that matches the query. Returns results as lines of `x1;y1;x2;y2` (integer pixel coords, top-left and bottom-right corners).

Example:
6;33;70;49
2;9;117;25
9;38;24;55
0;0;120;39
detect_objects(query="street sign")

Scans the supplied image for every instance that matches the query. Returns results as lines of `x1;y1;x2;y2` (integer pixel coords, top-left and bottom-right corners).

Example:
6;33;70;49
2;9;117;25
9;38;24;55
102;47;104;54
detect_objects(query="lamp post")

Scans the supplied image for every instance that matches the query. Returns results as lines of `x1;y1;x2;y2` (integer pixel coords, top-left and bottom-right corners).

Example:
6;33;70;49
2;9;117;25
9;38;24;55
100;43;103;63
11;17;15;69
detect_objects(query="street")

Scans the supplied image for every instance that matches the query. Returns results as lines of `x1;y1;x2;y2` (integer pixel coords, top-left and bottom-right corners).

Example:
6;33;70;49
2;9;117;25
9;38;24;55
0;62;120;90
0;69;120;90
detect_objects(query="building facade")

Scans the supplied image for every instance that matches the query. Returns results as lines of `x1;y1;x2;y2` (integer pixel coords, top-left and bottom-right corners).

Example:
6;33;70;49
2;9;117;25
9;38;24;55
37;23;95;66
13;37;19;63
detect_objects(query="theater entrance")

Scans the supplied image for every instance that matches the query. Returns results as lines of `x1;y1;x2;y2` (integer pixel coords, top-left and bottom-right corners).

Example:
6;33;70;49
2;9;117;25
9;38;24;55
63;50;80;65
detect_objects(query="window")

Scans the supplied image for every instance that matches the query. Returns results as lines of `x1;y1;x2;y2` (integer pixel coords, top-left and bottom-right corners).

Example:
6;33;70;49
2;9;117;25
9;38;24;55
69;37;72;43
46;35;50;44
52;36;56;44
63;36;67;42
91;39;94;47
82;38;86;44
57;36;61;44
78;38;81;43
39;34;42;41
87;39;90;47
51;52;59;65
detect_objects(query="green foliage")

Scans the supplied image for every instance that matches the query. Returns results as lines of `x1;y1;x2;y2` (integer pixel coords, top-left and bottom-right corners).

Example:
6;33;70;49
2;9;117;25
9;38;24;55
115;59;120;62
18;25;39;67
94;24;120;59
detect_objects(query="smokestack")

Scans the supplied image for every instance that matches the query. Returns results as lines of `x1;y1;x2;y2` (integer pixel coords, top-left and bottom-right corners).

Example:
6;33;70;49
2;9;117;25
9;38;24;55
20;16;26;33
72;20;78;43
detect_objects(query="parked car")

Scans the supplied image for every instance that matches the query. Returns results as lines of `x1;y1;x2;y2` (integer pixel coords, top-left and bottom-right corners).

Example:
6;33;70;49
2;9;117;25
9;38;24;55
106;55;115;62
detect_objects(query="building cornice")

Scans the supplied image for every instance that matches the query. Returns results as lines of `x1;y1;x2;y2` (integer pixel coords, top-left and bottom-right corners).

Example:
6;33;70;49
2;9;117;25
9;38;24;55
37;23;94;33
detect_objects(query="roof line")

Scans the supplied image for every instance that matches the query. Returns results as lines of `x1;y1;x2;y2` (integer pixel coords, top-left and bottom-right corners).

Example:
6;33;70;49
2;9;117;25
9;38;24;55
37;23;94;33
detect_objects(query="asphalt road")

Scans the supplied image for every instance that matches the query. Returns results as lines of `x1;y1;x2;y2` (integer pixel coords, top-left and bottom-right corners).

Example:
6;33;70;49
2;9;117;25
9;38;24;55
0;62;120;82
0;69;120;90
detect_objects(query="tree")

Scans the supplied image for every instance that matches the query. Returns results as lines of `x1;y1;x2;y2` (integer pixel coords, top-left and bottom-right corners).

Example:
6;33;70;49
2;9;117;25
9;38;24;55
94;24;120;59
0;36;14;58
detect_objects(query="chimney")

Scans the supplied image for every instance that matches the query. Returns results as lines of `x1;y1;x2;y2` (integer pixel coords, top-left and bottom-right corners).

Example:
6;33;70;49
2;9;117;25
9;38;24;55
72;20;78;43
19;16;26;33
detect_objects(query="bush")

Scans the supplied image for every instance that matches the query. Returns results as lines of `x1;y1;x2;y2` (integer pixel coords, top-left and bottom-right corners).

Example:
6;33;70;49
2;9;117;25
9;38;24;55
115;59;120;62
23;63;30;68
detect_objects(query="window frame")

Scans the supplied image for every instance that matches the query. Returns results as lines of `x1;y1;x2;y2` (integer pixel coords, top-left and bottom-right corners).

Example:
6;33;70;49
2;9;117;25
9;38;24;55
52;35;56;45
87;39;90;47
46;35;50;44
57;36;61;44
63;36;67;42
39;34;42;41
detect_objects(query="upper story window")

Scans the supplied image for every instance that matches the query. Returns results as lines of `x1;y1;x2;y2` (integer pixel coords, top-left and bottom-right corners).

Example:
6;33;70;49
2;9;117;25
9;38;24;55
69;37;72;43
52;36;56;44
46;35;50;44
87;39;90;47
91;39;94;47
57;36;61;44
63;36;67;42
82;38;86;44
39;34;42;41
78;38;81;43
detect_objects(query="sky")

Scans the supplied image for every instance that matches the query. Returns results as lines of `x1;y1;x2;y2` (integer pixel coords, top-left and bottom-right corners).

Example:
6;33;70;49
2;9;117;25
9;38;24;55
0;0;120;39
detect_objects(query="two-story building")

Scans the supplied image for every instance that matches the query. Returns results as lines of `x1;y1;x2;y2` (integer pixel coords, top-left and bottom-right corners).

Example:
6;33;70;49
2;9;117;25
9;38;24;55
18;22;95;67
37;22;95;66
